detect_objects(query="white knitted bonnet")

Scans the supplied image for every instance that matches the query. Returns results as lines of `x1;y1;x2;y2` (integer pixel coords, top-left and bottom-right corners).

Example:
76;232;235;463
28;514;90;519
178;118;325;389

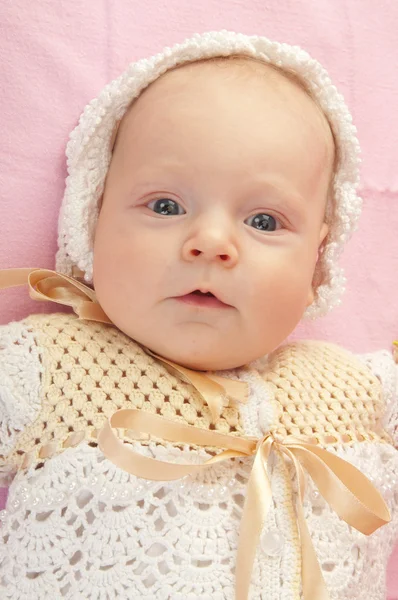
56;30;361;318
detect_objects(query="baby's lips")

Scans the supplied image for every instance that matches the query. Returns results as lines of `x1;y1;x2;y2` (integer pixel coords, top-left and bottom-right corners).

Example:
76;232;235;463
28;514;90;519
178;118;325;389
178;287;233;307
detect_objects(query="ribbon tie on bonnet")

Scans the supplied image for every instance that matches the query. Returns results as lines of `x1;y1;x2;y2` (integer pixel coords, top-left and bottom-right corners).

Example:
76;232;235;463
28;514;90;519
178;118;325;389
0;268;391;600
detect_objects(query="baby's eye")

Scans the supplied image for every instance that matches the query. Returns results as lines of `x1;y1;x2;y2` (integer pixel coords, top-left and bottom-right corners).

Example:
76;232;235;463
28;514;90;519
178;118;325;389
245;213;280;232
147;198;186;216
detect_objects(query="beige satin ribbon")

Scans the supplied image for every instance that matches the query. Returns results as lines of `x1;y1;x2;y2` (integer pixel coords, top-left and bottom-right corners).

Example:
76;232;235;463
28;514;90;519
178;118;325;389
97;408;391;600
0;268;248;421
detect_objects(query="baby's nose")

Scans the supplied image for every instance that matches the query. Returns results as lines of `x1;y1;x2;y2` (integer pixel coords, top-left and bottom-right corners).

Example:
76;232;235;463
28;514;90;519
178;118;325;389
181;230;238;267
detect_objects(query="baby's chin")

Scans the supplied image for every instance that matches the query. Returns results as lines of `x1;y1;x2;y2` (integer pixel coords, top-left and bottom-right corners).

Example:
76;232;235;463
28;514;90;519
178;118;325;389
107;314;272;371
141;339;263;371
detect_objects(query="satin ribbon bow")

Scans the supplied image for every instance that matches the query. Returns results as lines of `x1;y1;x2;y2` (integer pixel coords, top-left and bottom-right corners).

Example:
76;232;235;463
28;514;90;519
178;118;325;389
0;268;248;421
97;408;390;600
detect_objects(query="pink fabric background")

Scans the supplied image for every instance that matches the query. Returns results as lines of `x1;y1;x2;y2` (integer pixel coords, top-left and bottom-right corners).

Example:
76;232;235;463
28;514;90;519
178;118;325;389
0;0;397;595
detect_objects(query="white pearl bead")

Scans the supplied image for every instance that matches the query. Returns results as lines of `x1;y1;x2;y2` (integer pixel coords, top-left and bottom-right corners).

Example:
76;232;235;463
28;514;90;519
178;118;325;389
206;487;215;499
261;531;284;558
218;486;228;499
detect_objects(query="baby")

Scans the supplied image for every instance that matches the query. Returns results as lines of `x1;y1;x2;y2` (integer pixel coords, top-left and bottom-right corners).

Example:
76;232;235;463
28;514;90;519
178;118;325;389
0;31;397;600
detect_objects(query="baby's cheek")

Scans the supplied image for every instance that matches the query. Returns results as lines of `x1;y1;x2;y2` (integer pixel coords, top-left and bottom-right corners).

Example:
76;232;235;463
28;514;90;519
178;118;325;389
249;260;313;326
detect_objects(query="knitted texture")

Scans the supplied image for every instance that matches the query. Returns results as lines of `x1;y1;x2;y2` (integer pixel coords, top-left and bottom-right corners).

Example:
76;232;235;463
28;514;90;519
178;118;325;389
1;313;243;474
261;341;390;445
0;321;43;450
0;444;305;599
358;349;398;446
55;30;362;318
0;321;43;486
0;314;397;600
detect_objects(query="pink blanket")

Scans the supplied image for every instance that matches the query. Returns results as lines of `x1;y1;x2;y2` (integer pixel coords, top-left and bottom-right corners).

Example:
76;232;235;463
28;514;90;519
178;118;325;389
0;0;397;595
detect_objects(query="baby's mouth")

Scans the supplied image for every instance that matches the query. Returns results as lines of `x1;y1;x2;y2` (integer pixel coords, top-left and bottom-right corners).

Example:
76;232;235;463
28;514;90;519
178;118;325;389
192;290;215;298
175;289;230;308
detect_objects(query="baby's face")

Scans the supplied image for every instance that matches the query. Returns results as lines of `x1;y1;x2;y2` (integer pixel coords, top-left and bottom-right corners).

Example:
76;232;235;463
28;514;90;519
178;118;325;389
93;60;333;370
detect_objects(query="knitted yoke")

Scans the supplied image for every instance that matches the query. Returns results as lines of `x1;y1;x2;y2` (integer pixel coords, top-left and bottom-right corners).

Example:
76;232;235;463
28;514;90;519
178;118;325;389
0;312;390;475
264;342;389;444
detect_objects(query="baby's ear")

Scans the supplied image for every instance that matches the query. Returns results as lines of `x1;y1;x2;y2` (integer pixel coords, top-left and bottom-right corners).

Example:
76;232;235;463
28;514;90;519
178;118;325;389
307;223;329;307
109;120;121;153
318;222;329;247
306;287;315;307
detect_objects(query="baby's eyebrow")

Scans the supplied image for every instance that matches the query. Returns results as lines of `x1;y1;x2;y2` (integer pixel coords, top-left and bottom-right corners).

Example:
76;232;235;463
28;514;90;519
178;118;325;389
245;175;307;213
126;162;188;191
133;161;187;178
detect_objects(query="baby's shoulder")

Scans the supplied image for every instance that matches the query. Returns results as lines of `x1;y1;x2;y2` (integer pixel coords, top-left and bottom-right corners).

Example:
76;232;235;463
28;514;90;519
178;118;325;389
262;339;397;397
0;313;175;478
258;340;394;444
263;339;382;382
24;310;130;339
1;311;143;358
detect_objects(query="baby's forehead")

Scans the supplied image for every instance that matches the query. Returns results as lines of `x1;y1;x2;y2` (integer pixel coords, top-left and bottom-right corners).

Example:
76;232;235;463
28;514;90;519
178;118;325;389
116;56;335;169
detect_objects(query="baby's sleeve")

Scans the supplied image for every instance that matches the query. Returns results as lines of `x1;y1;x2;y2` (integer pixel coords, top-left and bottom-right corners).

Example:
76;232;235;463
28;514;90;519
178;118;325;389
0;320;43;485
357;349;398;446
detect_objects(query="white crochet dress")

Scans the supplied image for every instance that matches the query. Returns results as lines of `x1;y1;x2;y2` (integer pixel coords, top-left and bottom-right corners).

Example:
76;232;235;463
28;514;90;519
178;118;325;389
0;315;397;600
